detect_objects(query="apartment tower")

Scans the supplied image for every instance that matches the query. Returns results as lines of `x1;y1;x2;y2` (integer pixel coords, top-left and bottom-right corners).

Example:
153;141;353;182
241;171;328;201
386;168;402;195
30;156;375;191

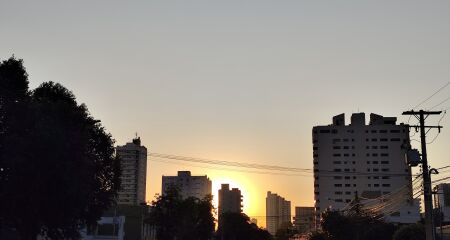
266;191;291;236
116;137;147;205
161;171;212;199
312;113;420;226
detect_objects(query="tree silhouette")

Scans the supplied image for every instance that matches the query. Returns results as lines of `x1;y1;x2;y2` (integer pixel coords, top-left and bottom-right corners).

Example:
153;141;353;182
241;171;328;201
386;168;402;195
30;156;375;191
0;56;121;240
146;186;215;240
216;212;272;240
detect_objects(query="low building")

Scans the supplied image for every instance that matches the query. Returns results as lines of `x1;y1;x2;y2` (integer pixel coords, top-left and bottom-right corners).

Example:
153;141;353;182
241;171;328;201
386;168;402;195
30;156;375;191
435;183;450;223
81;205;148;240
293;207;314;234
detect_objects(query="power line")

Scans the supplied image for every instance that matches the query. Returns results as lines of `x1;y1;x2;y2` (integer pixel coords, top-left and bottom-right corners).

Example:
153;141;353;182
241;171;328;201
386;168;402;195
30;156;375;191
430;96;450;110
149;153;312;173
411;82;450;110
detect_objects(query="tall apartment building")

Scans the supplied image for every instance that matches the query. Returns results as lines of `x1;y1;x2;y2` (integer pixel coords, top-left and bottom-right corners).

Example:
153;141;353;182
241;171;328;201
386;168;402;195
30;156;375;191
293;207;314;234
434;184;450;222
116;137;147;205
161;171;212;199
218;184;243;227
266;191;291;236
312;113;420;226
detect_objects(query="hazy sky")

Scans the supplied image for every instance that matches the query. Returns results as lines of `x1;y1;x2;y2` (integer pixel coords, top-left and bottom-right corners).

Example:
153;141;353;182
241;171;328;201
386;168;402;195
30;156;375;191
1;0;449;226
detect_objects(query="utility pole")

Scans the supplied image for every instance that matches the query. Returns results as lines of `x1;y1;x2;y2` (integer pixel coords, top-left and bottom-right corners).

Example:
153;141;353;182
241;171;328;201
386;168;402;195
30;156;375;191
403;110;443;240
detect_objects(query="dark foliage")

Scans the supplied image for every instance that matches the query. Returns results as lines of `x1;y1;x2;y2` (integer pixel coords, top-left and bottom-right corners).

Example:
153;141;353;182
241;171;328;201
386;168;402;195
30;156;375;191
392;223;425;240
307;231;329;240
320;209;395;240
0;57;121;239
216;212;272;240
146;187;215;240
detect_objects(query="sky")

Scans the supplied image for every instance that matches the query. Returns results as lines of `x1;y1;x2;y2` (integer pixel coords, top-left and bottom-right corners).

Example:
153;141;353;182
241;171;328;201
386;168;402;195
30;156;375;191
1;0;449;227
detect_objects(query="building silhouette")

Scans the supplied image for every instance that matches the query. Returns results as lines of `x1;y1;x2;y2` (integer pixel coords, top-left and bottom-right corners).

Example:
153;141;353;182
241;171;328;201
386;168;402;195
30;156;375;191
161;171;212;199
266;191;291;236
312;113;420;226
218;184;243;216
434;183;450;223
116;137;147;205
293;206;314;234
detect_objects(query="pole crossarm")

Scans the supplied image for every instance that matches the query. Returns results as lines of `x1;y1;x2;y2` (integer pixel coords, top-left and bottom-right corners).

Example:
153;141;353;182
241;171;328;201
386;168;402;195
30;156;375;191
401;110;443;240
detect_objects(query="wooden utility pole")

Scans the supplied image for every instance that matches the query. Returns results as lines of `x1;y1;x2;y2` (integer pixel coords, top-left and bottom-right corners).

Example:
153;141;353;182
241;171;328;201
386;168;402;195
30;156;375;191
403;110;443;240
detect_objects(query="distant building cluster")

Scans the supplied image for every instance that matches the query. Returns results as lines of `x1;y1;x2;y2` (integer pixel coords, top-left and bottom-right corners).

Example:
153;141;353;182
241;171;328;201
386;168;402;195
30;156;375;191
85;111;429;239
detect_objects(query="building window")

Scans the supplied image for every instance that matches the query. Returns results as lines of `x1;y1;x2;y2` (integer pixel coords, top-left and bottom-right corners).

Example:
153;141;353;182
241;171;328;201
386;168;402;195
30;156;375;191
374;184;380;187
334;184;342;187
344;176;350;179
333;146;341;149
380;138;388;142
320;130;330;133
381;168;389;172
381;153;389;157
382;184;391;187
380;130;387;133
380;146;388;149
391;138;401;141
390;130;400;133
333;161;342;164
334;176;342;179
334;169;342;172
381;161;389;164
333;154;341;157
335;192;342;195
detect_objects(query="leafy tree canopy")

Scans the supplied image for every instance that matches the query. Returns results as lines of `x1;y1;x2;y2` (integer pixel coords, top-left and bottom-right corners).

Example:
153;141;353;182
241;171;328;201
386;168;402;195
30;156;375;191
216;212;272;240
0;56;121;240
146;186;215;240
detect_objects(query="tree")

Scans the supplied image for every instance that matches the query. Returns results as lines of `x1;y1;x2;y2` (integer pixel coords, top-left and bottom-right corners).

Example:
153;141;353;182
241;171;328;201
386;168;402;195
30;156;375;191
146;186;215;240
275;221;296;240
307;231;329;240
392;224;425;240
0;57;121;239
216;212;272;240
320;208;395;240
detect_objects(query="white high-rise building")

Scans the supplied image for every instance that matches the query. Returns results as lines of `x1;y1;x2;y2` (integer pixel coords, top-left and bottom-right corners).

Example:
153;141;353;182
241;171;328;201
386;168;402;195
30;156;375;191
266;191;291;236
313;113;420;225
116;137;147;205
161;171;212;199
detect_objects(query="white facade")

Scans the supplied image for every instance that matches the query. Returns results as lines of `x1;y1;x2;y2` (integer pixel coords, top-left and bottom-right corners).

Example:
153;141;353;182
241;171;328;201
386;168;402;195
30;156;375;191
116;137;147;205
312;113;420;225
161;171;212;199
266;191;291;236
